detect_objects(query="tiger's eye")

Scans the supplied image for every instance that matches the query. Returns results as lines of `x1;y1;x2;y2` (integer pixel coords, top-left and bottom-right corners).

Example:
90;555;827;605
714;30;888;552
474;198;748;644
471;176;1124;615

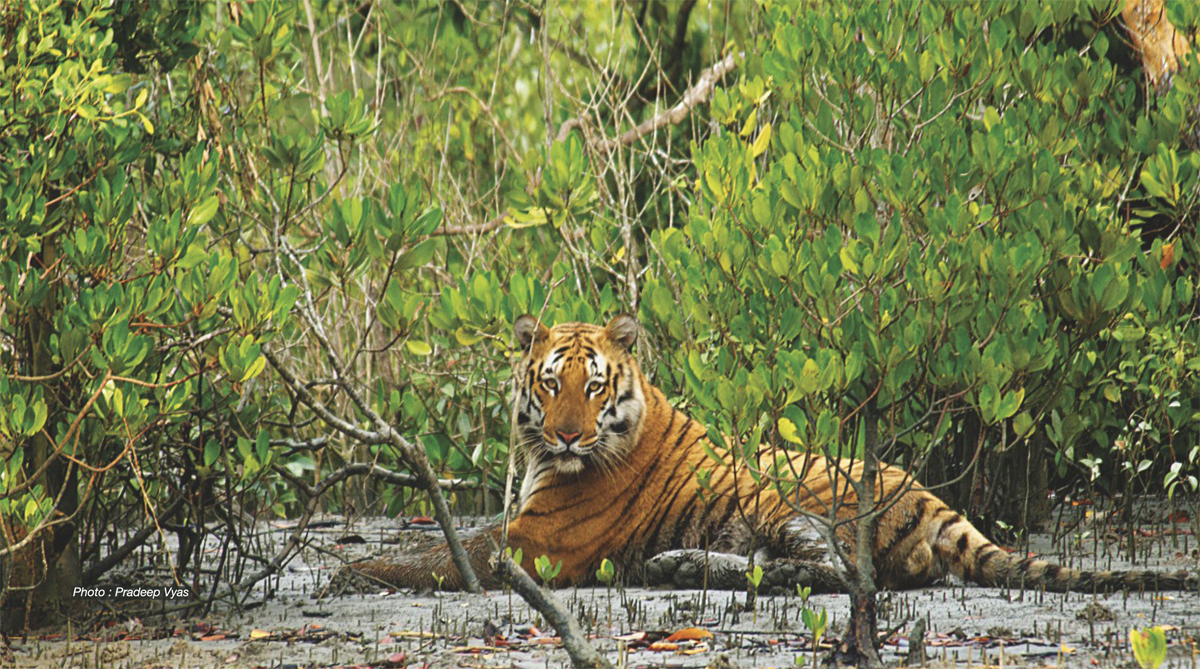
541;378;559;393
587;380;604;394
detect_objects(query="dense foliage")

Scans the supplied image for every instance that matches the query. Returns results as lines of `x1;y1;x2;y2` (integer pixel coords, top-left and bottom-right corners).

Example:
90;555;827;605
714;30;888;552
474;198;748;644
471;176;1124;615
1;0;1198;627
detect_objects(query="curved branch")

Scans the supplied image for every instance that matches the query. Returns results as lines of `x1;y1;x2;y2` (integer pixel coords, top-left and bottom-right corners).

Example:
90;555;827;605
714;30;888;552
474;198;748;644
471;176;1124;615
556;52;738;152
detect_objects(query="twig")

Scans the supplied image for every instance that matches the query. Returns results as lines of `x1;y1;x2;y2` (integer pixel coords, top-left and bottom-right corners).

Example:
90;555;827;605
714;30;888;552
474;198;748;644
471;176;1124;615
272;462;477;495
432;210;508;236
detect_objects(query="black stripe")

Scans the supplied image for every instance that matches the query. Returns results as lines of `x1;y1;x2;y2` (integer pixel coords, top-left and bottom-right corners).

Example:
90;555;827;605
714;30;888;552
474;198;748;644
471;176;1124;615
529;476;579;497
881;497;926;556
671;417;695;450
1042;563;1062;584
974;544;1001;578
934;511;962;542
660;406;677;443
715;497;739;531
643;457;699;550
520;497;588;517
956;534;969;553
670;501;698;549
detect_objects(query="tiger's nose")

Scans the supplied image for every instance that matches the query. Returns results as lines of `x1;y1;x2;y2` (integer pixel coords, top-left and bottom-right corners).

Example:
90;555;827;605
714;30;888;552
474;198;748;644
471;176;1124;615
555;430;581;446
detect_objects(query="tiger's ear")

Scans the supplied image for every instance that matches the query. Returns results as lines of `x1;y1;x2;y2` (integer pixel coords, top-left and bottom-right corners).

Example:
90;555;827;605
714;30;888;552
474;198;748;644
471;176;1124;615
514;315;548;350
604;314;638;352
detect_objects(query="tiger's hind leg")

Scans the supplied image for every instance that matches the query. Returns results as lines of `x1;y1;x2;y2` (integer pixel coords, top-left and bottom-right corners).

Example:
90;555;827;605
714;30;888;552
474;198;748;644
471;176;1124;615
644;549;845;594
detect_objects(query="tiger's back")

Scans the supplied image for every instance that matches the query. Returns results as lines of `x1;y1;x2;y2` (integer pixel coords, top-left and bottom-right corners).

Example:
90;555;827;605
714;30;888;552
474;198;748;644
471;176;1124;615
349;316;1196;594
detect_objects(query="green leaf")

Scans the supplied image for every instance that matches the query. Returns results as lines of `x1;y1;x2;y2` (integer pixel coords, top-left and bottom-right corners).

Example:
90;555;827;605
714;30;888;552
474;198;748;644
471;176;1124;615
204;439;221;468
406;340;433;356
177;243;209;269
397;238;437;271
1013;411;1034;438
412;207;443;236
750;124;772;158
778;417;803;444
855;213;880;249
26;398;47;436
1130;627;1167;669
739;108;758;138
242;354;267;381
257;430;270;463
995;387;1024;421
1112;323;1145;342
188;196;220;227
799;358;820;395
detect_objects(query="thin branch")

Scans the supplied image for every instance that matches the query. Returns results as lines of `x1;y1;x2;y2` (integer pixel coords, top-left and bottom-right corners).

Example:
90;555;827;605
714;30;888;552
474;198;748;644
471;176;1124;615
432;210;508;236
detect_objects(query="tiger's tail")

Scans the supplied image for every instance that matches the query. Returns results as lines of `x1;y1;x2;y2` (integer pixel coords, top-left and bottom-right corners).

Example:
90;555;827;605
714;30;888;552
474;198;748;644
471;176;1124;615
929;506;1197;592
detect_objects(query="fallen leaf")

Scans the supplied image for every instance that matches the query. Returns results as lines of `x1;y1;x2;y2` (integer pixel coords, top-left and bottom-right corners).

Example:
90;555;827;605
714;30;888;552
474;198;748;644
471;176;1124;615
224;654;239;663
614;632;646;643
650;641;680;651
249;629;271;640
667;627;714;642
200;634;226;642
681;644;710;655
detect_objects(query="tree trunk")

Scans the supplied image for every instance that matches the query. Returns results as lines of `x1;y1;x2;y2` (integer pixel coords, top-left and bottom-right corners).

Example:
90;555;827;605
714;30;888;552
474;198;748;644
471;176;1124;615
2;244;81;633
838;399;883;668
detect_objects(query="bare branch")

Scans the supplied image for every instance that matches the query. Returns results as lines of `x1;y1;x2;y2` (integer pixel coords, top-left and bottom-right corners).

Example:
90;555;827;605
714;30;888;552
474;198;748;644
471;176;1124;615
556;52;738;152
432;210;508;236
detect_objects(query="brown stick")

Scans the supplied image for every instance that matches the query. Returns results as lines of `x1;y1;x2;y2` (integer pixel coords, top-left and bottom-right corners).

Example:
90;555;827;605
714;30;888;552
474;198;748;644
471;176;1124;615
556;52;739;152
432;210;508;236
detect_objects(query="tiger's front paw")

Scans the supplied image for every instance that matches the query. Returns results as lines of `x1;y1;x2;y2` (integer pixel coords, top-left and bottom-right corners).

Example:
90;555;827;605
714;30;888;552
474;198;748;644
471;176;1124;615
644;549;845;594
645;549;752;590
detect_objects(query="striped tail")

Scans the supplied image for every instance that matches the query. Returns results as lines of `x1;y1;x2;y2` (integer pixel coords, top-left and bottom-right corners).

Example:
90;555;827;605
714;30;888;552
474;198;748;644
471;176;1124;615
930;508;1197;592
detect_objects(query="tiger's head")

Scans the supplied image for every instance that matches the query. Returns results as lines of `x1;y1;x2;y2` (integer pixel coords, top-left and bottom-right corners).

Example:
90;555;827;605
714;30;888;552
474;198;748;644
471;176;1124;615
513;314;646;476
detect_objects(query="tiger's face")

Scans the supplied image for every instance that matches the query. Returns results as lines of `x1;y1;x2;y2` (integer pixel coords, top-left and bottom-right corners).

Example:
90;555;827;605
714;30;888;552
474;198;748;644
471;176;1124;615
513;314;645;476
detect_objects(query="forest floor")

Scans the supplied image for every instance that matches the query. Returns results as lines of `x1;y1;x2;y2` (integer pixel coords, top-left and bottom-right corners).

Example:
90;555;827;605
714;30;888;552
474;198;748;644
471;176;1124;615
5;509;1199;669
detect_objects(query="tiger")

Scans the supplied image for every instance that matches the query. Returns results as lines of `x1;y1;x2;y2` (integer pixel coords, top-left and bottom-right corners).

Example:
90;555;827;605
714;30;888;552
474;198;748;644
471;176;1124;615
347;315;1197;594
